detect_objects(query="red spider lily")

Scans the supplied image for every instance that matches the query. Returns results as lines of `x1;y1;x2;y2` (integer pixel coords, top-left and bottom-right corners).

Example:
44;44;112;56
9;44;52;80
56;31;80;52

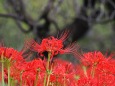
49;59;76;85
9;58;77;86
0;47;24;61
26;31;81;58
9;59;46;86
81;51;109;66
0;47;25;86
81;51;115;74
76;51;115;85
1;39;115;86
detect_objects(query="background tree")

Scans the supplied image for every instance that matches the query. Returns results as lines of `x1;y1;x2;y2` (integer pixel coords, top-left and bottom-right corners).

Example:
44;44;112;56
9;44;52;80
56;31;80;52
0;0;115;53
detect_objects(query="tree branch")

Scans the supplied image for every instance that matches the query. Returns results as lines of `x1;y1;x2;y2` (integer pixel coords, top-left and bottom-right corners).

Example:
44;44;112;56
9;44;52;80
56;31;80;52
0;13;23;20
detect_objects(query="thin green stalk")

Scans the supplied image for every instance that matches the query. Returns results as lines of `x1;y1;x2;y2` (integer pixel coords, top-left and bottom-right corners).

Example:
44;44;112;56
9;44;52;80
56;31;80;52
83;66;88;77
91;64;96;78
46;73;51;86
46;66;52;86
51;83;54;86
1;53;5;86
20;71;24;86
8;65;10;86
43;73;47;86
44;52;51;86
34;69;40;86
64;74;66;86
56;75;58;86
46;52;51;70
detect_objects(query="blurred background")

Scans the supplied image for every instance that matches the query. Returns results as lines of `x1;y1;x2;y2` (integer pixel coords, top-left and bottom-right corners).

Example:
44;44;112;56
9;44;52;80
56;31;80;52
0;0;115;61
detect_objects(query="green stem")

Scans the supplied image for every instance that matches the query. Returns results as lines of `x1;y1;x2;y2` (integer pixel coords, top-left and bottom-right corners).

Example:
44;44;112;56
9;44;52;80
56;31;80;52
51;83;54;86
91;65;96;78
46;52;51;70
44;52;51;86
20;71;23;86
34;69;40;86
46;66;52;86
43;73;47;86
64;74;66;86
1;54;5;86
8;66;10;86
46;72;51;86
83;66;88;77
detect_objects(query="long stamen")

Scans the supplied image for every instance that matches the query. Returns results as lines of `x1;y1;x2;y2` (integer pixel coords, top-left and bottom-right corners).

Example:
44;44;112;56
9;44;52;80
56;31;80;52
59;29;70;42
24;39;41;52
63;42;83;59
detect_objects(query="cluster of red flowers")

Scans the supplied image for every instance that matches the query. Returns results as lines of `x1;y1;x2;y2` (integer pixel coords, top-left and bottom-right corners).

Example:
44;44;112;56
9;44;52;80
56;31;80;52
0;34;115;86
77;51;115;85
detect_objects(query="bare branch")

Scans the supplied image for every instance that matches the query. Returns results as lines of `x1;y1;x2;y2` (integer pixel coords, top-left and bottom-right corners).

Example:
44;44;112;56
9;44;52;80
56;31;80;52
106;0;115;9
7;0;34;25
95;18;113;24
94;11;115;24
39;0;55;19
49;0;64;31
96;0;106;21
0;13;23;20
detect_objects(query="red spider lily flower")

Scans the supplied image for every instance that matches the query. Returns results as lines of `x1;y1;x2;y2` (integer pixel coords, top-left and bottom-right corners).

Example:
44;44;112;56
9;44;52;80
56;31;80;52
76;51;115;86
9;59;46;86
49;59;76;85
81;51;115;74
9;58;76;86
26;31;81;58
81;51;110;66
0;47;24;61
0;47;25;84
